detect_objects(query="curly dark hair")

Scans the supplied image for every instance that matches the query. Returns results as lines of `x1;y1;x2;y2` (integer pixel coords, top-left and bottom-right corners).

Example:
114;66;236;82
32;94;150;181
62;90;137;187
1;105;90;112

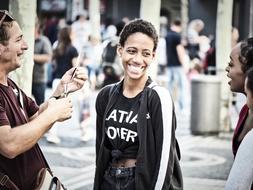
239;37;253;73
246;66;253;94
119;18;158;51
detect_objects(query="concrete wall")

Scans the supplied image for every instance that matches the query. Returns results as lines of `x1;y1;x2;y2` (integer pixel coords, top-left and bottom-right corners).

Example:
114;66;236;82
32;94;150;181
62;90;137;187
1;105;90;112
161;0;181;24
233;0;251;40
103;0;140;23
188;0;218;37
0;0;9;10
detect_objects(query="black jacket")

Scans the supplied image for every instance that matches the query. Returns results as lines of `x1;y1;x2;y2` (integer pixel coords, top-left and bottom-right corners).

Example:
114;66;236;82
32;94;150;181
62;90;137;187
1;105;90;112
94;78;183;190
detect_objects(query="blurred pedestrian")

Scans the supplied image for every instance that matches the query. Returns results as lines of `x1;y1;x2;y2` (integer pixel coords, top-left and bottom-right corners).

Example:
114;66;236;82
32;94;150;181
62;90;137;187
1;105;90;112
52;26;78;80
94;18;183;190
47;26;79;144
0;10;87;189
225;37;253;156
44;16;59;45
71;10;91;54
101;17;116;41
203;27;240;75
231;27;240;48
82;35;103;89
225;66;253;190
186;19;210;73
78;75;92;142
101;21;125;87
32;18;52;105
186;19;205;60
166;19;188;111
157;16;168;75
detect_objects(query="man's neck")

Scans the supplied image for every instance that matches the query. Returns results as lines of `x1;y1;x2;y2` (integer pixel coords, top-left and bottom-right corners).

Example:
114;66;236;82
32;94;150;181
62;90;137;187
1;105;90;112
171;25;181;33
0;70;8;85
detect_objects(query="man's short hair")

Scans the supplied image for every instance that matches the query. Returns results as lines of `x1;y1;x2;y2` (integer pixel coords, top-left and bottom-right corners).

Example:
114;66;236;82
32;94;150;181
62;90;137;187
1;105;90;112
0;10;15;45
173;19;181;26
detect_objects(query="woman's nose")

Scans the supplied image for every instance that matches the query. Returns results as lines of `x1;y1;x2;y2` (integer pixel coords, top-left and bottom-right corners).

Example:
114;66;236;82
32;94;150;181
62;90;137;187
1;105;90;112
132;53;143;63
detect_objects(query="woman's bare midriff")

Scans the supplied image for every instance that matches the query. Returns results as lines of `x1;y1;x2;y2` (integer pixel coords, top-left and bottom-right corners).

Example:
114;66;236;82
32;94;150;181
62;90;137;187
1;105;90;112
111;158;137;168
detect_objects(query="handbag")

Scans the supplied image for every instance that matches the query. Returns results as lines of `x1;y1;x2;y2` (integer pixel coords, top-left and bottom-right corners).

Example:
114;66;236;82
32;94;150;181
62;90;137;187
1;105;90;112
35;168;66;190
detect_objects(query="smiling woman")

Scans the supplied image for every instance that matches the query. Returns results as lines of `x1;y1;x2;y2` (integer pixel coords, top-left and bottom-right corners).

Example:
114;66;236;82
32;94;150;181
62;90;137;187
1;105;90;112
118;32;155;83
94;19;183;190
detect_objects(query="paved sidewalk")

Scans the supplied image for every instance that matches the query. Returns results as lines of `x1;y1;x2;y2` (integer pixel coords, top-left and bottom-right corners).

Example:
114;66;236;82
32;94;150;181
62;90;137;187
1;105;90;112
40;131;233;190
184;177;226;190
179;133;233;190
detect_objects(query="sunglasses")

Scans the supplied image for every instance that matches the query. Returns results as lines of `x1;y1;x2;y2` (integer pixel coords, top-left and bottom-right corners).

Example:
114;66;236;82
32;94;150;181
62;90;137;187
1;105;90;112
0;10;14;27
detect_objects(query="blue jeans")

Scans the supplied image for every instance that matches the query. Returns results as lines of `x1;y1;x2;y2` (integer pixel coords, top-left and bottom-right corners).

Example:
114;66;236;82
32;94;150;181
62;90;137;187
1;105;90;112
32;82;46;105
167;67;187;110
101;166;135;190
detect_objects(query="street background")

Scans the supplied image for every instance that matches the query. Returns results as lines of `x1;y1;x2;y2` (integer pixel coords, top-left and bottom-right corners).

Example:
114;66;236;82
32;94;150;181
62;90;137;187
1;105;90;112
1;1;251;189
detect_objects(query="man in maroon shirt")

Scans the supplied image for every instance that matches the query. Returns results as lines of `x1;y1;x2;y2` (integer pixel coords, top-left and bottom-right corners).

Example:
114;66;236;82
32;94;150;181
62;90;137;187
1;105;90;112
0;10;87;189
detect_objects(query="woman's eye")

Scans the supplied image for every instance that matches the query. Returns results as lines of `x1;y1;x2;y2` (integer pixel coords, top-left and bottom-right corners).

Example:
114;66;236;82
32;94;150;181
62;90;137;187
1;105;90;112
127;49;135;54
143;52;151;57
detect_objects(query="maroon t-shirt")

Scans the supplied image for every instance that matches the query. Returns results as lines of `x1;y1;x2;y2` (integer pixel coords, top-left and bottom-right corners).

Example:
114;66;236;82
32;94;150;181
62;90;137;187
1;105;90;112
0;78;47;189
232;104;249;156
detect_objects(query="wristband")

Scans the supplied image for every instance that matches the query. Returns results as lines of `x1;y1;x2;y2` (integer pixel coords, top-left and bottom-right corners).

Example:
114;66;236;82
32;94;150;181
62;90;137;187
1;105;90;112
51;93;64;100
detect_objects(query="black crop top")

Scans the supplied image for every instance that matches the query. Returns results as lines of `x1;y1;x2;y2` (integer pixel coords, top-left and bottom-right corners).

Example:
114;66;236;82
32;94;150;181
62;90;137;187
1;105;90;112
105;90;142;162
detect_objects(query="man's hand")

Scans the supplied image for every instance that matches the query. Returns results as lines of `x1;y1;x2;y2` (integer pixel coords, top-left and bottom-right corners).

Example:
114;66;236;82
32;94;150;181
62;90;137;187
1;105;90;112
52;67;88;98
47;97;73;122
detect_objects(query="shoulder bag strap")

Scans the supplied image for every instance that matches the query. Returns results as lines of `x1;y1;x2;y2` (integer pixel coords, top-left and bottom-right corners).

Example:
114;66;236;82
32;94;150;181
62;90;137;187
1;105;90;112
17;90;51;168
0;172;20;190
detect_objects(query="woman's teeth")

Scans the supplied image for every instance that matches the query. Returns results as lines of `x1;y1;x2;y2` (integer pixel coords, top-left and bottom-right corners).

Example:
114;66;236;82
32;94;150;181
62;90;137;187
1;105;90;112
128;64;144;74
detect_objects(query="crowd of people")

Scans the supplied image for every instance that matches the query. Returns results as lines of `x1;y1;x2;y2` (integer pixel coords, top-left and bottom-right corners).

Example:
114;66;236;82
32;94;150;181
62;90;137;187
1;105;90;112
0;8;253;190
31;11;128;143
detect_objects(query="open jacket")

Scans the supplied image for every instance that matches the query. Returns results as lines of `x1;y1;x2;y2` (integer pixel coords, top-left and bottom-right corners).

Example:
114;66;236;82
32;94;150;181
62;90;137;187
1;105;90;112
94;78;183;190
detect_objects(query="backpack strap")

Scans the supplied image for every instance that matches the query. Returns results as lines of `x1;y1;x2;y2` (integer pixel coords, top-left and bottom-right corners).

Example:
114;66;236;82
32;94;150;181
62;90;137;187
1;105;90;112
147;81;158;99
109;83;117;97
147;81;158;89
0;172;19;190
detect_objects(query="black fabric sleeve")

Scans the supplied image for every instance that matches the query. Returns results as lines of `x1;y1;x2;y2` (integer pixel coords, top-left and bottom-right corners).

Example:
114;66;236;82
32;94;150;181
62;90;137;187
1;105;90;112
95;86;111;163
